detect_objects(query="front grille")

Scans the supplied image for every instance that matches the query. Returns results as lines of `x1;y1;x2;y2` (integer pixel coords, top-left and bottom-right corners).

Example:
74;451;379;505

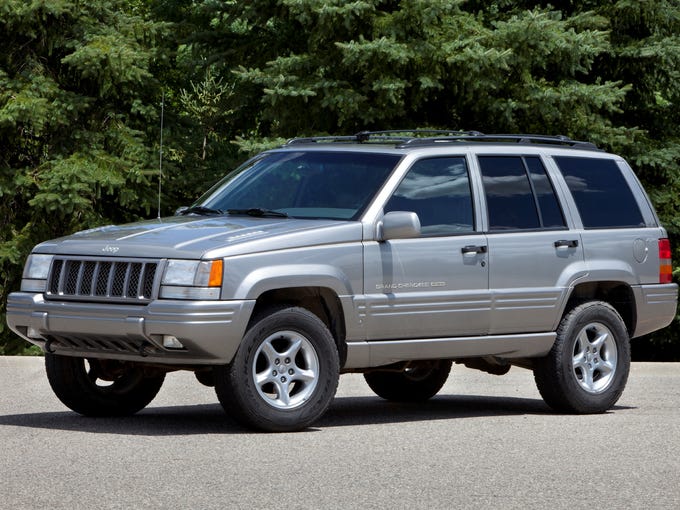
46;257;160;304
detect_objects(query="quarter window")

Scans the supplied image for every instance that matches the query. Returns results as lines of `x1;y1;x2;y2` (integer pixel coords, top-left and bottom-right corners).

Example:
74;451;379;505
385;157;474;236
554;156;644;228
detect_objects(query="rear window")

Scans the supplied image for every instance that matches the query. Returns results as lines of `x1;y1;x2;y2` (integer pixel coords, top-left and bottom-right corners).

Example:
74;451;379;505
554;157;644;228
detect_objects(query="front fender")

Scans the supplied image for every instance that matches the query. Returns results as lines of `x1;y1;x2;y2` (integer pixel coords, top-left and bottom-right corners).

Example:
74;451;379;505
233;264;355;300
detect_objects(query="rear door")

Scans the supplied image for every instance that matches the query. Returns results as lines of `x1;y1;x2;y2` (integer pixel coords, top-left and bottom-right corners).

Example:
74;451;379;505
478;155;587;334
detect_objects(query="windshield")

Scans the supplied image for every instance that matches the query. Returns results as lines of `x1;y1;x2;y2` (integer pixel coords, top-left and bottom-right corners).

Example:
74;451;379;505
196;151;401;220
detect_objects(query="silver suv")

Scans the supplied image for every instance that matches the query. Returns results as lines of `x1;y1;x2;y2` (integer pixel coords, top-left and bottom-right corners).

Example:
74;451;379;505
7;131;678;431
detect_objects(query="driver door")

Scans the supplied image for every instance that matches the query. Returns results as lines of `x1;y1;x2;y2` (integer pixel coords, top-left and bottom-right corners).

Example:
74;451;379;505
363;156;490;340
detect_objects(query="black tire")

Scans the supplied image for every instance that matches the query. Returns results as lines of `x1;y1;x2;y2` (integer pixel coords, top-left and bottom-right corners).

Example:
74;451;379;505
533;301;630;414
45;354;165;416
194;369;215;387
364;360;452;401
214;307;340;432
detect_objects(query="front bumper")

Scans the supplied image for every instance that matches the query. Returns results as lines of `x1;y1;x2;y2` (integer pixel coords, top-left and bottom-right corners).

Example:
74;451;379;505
6;292;256;365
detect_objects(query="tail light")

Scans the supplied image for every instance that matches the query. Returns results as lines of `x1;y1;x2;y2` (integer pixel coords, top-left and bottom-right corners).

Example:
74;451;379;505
659;238;673;284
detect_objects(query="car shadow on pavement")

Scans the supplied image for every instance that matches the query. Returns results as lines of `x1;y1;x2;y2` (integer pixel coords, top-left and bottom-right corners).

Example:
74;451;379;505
0;394;633;435
0;403;233;435
321;394;550;428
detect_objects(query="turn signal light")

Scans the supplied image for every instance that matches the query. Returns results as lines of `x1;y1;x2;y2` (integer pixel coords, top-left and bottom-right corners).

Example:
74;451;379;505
209;260;223;287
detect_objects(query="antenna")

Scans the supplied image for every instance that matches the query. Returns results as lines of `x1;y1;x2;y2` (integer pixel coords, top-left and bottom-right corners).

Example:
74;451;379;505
157;90;165;219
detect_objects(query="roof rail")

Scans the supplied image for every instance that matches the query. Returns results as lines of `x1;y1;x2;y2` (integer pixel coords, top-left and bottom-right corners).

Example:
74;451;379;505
398;133;599;150
284;130;600;150
285;135;363;145
354;129;485;142
285;129;484;145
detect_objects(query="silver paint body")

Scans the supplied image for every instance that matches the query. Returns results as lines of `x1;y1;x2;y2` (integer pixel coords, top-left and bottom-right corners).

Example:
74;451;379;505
7;144;678;368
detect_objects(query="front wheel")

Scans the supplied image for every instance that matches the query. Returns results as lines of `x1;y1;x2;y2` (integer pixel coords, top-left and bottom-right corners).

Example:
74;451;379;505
533;301;630;414
214;307;340;432
45;354;165;416
364;360;452;401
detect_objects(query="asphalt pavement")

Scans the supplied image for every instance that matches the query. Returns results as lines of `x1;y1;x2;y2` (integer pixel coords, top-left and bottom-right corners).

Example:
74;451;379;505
1;356;678;509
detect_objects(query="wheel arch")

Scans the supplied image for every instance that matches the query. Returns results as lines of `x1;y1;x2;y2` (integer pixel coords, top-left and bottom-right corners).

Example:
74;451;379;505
249;286;348;366
563;281;636;336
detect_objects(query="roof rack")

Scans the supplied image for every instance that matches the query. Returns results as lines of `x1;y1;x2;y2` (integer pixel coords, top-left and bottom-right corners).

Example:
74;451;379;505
398;133;599;150
284;130;599;150
285;130;483;145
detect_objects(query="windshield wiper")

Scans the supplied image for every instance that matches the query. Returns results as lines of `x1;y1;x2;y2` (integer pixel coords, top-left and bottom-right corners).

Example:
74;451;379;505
179;206;224;216
227;208;289;218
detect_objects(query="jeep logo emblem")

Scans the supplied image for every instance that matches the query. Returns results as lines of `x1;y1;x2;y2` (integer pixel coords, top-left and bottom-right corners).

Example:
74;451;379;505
102;245;119;253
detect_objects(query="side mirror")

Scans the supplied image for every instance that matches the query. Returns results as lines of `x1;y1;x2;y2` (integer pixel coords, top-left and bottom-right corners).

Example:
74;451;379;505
174;206;189;216
379;211;421;241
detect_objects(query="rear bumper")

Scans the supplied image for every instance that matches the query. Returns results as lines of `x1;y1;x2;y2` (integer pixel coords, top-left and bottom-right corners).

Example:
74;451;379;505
633;283;678;338
6;292;255;365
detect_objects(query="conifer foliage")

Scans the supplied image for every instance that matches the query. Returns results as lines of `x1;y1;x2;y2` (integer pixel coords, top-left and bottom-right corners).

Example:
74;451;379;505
1;0;679;355
0;0;167;352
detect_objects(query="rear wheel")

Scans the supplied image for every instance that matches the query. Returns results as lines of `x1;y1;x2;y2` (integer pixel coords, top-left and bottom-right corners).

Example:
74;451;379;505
534;301;630;413
45;354;165;416
214;307;339;432
364;360;452;401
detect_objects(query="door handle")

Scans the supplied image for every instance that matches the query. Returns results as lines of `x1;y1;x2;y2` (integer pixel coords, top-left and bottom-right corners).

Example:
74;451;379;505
462;245;487;254
554;239;579;248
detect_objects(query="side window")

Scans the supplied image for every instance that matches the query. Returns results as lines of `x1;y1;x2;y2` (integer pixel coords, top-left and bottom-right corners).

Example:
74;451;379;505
525;157;566;228
554;156;644;228
479;156;566;231
385;157;474;236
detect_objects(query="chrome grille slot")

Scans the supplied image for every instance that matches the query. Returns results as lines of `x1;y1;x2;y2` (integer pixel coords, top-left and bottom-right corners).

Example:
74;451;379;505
142;263;155;297
80;261;96;295
111;263;127;296
46;257;160;304
49;259;63;294
64;260;80;295
95;262;112;296
127;263;142;298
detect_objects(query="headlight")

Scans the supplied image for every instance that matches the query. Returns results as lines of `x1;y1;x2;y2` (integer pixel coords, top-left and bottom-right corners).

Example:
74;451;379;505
20;254;54;292
160;259;223;299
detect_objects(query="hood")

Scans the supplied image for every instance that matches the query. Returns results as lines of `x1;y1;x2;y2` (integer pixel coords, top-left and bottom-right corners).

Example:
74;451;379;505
34;216;363;259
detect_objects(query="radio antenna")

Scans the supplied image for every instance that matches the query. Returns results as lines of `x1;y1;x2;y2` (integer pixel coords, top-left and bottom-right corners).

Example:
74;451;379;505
157;90;165;219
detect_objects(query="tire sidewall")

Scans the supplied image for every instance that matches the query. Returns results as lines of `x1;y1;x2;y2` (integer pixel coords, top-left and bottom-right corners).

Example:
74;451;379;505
221;307;339;431
555;302;630;412
45;354;165;416
364;360;452;401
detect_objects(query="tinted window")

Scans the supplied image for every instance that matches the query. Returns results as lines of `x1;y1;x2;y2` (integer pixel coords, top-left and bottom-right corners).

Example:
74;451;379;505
525;157;566;228
200;151;400;220
385;157;474;236
554;157;644;228
479;157;540;230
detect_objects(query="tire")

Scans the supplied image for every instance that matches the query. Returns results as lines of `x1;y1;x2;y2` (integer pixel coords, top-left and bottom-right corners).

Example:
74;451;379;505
364;360;452;401
194;369;215;387
534;301;630;414
45;354;165;416
214;307;340;432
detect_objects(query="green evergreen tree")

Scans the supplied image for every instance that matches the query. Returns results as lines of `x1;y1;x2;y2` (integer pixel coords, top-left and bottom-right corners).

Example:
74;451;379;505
185;1;628;145
2;0;679;356
0;0;169;353
180;0;680;356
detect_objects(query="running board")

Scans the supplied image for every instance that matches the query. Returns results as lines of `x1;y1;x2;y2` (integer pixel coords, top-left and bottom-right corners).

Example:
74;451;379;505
343;333;556;369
